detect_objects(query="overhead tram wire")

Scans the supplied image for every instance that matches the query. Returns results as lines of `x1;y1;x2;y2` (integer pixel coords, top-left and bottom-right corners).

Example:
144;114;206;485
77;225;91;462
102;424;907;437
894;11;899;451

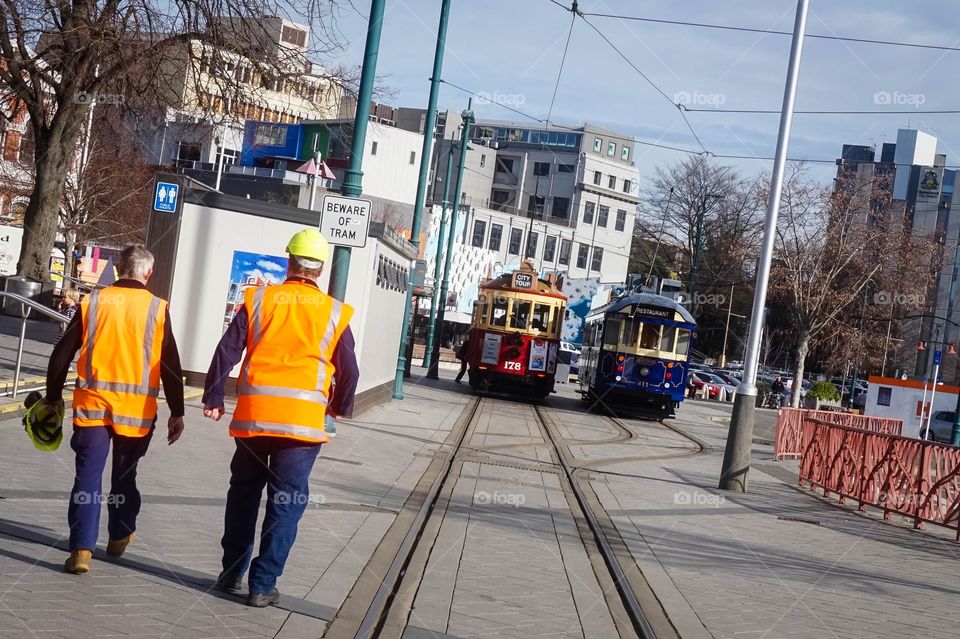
570;10;710;154
684;107;960;115
579;11;960;54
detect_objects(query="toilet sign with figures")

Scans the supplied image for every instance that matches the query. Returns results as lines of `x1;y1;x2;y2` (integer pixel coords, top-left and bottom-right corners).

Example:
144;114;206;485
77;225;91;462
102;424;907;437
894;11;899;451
154;181;179;213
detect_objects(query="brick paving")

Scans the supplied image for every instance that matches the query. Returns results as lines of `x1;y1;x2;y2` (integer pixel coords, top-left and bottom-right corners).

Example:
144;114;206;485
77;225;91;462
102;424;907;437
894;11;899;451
1;371;959;638
0;374;468;638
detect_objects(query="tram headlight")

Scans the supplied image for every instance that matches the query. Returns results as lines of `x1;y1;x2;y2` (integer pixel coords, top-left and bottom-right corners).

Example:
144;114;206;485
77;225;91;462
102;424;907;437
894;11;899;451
639;366;650;377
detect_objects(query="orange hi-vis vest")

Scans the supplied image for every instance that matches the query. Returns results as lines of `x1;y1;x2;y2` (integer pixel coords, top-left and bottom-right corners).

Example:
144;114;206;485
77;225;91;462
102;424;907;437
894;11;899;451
230;281;354;444
73;286;167;437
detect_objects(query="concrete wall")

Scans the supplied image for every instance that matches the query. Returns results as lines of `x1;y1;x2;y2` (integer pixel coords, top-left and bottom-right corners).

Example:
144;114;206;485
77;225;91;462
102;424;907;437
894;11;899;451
166;195;413;402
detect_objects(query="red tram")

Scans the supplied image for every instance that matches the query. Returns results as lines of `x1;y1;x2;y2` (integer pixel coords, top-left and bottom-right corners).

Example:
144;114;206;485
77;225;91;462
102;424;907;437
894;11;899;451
464;263;567;398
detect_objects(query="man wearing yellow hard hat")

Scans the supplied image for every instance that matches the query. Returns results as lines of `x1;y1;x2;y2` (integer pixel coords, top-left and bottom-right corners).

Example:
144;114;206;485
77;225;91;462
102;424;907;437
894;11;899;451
201;228;359;607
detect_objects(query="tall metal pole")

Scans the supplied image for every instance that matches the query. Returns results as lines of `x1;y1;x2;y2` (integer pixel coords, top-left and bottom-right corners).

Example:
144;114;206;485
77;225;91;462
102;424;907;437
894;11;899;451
721;283;734;368
309;149;322;211
214;136;227;191
328;0;386;301
423;143;456;370
427;100;473;379
719;0;808;493
925;356;941;440
394;0;453;396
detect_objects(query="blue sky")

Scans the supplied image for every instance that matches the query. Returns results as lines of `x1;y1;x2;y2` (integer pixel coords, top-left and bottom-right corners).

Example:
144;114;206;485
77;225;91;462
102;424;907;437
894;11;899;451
326;0;960;186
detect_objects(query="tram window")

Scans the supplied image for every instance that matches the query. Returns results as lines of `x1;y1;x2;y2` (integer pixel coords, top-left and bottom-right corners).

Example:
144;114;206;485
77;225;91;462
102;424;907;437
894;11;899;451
491;298;508;327
660;327;677;352
676;329;691;356
477;300;489;325
510;300;532;330
551;306;562;335
639;324;661;350
531;303;551;332
623;319;641;348
603;319;621;346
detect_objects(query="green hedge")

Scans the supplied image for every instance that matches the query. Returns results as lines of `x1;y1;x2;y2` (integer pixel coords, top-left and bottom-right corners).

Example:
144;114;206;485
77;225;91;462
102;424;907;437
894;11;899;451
808;381;841;402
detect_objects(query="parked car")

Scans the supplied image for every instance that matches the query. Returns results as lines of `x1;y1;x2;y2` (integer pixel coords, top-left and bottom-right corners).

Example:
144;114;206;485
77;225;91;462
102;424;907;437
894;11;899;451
702;373;737;400
726;360;744;370
689;372;721;399
925;411;957;442
559;341;581;375
713;371;741;386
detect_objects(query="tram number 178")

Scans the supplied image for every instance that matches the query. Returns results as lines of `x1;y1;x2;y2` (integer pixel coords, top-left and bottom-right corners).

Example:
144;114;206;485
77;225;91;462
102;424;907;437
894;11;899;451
504;361;523;371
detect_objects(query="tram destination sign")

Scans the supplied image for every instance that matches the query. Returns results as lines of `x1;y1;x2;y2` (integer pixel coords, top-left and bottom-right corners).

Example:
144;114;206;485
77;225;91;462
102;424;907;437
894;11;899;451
320;194;371;248
627;304;673;319
512;271;534;289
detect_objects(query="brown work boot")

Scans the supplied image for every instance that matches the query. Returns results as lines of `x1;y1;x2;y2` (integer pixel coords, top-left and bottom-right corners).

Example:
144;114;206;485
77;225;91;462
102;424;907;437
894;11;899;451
106;532;135;557
64;550;93;574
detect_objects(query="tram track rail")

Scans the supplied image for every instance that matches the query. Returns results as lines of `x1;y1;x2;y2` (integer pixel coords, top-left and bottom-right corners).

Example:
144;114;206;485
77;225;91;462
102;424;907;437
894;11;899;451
326;396;703;639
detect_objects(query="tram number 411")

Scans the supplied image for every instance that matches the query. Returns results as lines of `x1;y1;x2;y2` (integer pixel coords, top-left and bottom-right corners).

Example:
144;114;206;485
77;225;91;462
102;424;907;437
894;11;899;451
504;361;523;370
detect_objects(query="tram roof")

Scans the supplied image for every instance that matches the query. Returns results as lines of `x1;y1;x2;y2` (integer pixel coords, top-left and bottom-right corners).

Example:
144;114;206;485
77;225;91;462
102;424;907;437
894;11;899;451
480;273;567;299
589;292;695;324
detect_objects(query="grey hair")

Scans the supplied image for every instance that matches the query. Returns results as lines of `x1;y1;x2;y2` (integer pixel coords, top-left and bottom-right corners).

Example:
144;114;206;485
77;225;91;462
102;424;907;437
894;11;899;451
288;254;323;280
118;245;155;280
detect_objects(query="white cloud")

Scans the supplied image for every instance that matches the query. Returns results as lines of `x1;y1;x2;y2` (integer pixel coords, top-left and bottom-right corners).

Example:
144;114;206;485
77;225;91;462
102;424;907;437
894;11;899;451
256;259;285;273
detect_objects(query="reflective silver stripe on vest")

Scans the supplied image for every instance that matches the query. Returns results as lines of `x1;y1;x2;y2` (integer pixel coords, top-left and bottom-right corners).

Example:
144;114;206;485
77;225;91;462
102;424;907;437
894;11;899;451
141;297;162;388
235;384;327;404
316;299;343;393
240;287;267;387
83;290;101;381
73;408;156;429
75;379;161;397
230;420;326;440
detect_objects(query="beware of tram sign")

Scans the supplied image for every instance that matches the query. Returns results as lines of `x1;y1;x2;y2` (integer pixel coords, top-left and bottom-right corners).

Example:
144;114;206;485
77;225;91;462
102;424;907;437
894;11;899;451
320;194;371;248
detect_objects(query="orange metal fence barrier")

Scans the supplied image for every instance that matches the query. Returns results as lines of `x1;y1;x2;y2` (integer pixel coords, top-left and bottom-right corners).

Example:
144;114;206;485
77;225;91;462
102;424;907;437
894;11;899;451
798;417;960;539
774;408;902;460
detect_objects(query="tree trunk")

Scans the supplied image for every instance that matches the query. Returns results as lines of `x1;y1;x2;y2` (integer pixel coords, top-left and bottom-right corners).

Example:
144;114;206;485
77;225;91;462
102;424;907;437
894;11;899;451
63;228;77;285
790;331;810;408
18;111;85;280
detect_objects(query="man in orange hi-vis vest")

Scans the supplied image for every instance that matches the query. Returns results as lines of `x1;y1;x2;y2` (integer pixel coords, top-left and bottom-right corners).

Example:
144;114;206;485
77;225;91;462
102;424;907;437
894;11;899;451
44;245;185;575
202;229;359;608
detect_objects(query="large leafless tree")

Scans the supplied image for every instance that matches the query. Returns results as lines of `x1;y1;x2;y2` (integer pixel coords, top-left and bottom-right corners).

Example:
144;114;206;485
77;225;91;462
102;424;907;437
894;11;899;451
0;0;346;278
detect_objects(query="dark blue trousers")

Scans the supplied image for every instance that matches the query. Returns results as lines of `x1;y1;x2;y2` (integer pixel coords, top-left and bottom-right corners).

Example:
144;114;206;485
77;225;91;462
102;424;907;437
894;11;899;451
68;425;153;551
220;437;321;595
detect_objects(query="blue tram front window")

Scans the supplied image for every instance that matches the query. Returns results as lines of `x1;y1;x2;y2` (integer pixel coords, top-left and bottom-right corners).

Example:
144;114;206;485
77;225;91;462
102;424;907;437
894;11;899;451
660;327;677;352
676;329;691;356
639;324;660;350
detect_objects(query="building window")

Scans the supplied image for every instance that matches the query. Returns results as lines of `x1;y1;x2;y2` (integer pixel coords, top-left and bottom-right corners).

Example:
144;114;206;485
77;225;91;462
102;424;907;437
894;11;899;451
409;151;416;165
480;154;486;168
508;228;523;255
496;157;515;173
598;205;609;227
471;219;486;248
615;209;627;232
559;239;572;265
543;236;557;262
591;247;604;271
215;147;239;167
608;175;616;189
526;232;539;258
621;146;630;161
558;163;576;173
371;141;378;156
593;171;602;185
576;244;589;269
533;161;551;177
176;142;201;169
528;195;545;216
607;141;616;156
583;201;595;225
594;137;602;152
489;223;503;251
623;179;632;194
551;197;570;220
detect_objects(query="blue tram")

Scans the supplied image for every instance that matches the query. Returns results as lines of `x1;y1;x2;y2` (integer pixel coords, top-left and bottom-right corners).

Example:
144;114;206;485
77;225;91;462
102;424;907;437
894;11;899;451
578;292;696;418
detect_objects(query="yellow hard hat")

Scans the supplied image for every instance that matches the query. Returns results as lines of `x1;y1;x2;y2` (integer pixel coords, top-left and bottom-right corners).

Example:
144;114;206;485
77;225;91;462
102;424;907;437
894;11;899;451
22;392;64;452
286;229;330;263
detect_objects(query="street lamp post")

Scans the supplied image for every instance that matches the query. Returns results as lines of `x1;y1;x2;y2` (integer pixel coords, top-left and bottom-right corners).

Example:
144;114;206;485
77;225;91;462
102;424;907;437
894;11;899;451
422;141;457;370
719;0;809;493
427;100;474;379
392;0;453;398
329;0;386;301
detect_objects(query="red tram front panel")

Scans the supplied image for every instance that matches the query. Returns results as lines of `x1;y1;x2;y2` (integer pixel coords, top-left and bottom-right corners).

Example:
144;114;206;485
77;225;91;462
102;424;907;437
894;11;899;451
468;328;559;379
